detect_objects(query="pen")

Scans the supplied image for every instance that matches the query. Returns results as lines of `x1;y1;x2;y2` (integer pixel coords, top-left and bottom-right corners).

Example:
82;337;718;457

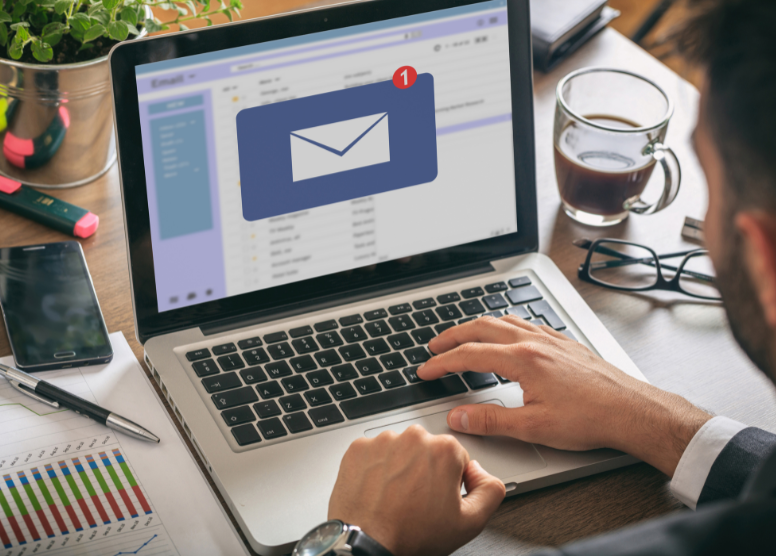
0;362;160;444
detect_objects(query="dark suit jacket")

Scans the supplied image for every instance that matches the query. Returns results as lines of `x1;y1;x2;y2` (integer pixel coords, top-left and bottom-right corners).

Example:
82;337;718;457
535;427;776;555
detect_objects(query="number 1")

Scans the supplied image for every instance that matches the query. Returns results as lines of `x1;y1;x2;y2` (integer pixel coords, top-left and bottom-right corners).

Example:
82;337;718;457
401;69;408;86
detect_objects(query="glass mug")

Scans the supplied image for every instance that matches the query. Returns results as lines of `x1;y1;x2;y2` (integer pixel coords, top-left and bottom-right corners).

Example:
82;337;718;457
554;68;681;226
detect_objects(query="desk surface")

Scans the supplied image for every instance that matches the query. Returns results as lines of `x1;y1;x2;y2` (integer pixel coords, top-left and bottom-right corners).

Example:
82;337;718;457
1;19;775;555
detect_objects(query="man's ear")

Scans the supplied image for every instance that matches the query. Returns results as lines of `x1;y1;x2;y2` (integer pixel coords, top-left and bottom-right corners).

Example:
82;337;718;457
736;212;776;327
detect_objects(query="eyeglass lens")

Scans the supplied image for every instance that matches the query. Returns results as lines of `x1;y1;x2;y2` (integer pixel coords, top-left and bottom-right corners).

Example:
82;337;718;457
589;242;659;289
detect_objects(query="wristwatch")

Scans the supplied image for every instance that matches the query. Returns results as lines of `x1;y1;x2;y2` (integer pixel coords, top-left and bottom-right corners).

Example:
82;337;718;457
292;520;395;556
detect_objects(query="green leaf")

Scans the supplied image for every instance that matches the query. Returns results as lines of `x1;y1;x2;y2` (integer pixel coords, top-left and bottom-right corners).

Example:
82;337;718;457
185;1;197;16
9;41;23;59
230;0;242;8
107;20;128;41
42;21;66;35
12;3;27;17
175;5;187;16
70;13;90;33
178;22;188;31
121;6;137;26
90;12;109;26
54;0;71;14
39;0;58;6
12;25;30;41
124;23;139;35
42;32;62;46
31;38;54;62
221;8;232;21
30;10;48;29
204;16;212;26
0;23;7;47
83;22;104;42
78;42;94;51
136;6;145;23
102;0;119;10
0;11;11;23
144;18;164;33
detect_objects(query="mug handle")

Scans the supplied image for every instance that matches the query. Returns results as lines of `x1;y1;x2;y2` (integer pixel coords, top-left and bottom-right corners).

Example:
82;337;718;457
623;142;682;215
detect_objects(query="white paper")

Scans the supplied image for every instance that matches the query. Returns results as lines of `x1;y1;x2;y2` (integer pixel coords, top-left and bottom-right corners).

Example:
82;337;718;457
0;332;248;556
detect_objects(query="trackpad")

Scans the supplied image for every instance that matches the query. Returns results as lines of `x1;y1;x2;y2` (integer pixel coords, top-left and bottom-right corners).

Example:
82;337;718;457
364;400;546;480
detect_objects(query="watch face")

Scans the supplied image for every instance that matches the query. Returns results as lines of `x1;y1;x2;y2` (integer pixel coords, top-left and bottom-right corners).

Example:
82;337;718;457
297;520;345;556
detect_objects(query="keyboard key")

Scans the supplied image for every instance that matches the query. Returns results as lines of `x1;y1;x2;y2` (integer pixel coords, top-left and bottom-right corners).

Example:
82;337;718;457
254;400;281;418
462;372;499;390
379;371;407;389
412;298;437;310
212;386;258;409
340;375;468;420
212;343;237;356
485;282;508;293
505;306;531;319
283;412;313;433
404;347;431;365
528;300;566;330
218;354;245;372
484;311;503;318
304;388;333;407
508;276;532;288
410;327;436;345
341;325;367;343
380;352;408;370
192;359;219;377
388;315;415;332
314;320;338;332
437;292;461;304
412;309;439;326
387;333;414;350
363;338;390;355
186;348;211;361
281;375;309;393
339;314;363;326
279;393;307;412
332;363;359;381
257;381;284;399
289;325;313;338
316;331;344;348
202;372;241;393
329;382;357;401
562;329;578;341
483;294;509;310
388;303;412;315
237;337;262;350
459;317;478;324
307;369;334;387
290;355;317;373
315;350;342;367
434;322;456;334
506;285;543;305
365;320;391;337
403;366;421;383
291;336;319;354
268;342;293;360
354;376;381;395
239;367;267;384
264;331;288;344
222;406;256;427
266;361;293;379
339;344;367;362
232;424;261;446
308;405;345;427
257;418;287;440
243;348;270;365
364;309;388;321
435;305;463;321
355;358;382;376
496;375;511;384
460;299;486;316
461;287;485;299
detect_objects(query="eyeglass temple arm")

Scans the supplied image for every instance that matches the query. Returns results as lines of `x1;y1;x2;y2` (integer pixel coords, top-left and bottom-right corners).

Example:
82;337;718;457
589;257;714;282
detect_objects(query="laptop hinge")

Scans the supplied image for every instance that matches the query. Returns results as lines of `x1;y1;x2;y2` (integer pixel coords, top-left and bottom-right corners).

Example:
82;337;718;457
200;261;495;337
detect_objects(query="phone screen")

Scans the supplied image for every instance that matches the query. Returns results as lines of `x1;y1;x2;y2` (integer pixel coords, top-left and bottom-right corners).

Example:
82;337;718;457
0;242;112;370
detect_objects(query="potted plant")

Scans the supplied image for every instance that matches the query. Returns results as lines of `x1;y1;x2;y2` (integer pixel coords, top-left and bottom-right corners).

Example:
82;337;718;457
0;0;242;187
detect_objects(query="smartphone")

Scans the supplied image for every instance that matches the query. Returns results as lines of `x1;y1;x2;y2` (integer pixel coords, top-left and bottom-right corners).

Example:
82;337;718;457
0;241;113;371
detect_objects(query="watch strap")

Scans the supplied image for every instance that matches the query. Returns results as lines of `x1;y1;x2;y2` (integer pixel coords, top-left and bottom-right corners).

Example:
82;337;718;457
348;529;394;556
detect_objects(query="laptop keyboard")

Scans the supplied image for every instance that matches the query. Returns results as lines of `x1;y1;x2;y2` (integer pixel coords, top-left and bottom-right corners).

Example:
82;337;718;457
184;276;575;448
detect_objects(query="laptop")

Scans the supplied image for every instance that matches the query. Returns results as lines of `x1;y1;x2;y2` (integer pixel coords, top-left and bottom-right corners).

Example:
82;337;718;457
109;0;647;553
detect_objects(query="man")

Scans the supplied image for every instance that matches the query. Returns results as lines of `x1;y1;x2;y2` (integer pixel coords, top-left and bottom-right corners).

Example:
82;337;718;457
324;0;776;554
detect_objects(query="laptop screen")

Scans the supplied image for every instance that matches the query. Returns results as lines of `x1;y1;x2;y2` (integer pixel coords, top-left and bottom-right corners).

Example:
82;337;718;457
134;0;517;313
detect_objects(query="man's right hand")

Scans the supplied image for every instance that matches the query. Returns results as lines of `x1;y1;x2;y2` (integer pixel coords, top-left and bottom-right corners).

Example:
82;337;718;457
417;316;712;476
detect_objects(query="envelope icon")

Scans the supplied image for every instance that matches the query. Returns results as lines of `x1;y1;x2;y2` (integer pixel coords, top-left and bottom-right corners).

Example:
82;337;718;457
290;113;390;182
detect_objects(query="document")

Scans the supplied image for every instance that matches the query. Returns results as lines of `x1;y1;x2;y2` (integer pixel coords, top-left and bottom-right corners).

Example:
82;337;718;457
0;332;248;556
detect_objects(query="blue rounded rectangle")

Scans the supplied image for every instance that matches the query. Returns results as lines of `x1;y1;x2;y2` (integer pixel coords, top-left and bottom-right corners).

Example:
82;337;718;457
236;74;438;221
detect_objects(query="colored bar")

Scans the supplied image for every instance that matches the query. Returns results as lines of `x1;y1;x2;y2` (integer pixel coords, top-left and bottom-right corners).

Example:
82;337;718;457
99;452;138;518
112;449;152;515
45;464;83;532
58;461;97;528
86;455;124;521
73;458;110;524
17;471;55;538
31;468;68;535
3;474;40;541
0;516;11;549
0;486;24;545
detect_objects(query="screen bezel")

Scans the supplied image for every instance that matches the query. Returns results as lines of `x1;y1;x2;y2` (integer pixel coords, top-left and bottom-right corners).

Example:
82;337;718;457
110;0;537;343
0;241;113;370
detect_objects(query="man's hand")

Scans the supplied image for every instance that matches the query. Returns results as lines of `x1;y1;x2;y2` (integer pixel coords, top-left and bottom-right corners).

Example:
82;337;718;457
328;425;505;556
418;316;712;476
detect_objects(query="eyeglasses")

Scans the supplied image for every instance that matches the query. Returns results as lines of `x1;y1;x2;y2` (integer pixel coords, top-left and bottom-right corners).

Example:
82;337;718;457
575;238;721;301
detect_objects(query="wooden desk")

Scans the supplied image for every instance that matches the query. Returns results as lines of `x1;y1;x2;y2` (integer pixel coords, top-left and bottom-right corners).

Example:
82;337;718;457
1;17;775;555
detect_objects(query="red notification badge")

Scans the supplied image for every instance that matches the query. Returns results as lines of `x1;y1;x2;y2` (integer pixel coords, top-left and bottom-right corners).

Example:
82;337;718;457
393;66;418;89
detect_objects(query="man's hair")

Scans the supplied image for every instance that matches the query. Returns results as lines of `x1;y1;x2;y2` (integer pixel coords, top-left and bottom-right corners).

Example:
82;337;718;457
674;0;776;210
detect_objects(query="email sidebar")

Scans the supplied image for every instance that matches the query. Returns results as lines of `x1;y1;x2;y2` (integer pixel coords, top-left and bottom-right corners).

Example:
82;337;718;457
236;74;438;222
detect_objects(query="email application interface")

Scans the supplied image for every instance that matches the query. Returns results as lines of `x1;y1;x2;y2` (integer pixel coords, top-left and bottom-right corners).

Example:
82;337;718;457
135;0;517;312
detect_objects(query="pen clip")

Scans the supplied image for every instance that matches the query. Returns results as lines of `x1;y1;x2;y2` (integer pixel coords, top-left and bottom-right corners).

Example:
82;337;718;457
9;379;60;409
